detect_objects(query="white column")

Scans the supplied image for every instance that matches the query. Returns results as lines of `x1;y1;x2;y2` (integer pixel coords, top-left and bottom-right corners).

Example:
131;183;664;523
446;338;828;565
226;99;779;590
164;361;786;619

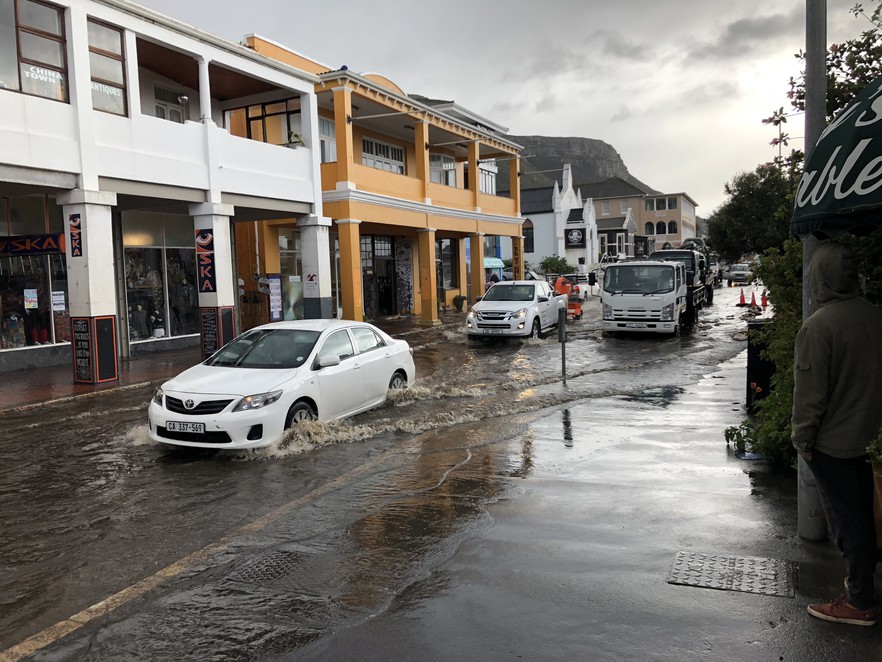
297;215;333;319
190;202;236;307
198;56;212;122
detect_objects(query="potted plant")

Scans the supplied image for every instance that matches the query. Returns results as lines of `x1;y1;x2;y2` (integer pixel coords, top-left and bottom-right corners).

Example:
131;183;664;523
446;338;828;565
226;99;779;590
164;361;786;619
286;130;304;148
452;294;467;312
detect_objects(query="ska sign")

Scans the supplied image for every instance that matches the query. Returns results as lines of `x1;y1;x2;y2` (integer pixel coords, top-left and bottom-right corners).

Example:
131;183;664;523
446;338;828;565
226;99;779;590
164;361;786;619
566;228;586;248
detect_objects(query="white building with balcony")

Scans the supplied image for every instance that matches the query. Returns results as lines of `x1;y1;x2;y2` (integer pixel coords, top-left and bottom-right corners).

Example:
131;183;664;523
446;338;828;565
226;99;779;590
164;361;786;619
0;0;325;380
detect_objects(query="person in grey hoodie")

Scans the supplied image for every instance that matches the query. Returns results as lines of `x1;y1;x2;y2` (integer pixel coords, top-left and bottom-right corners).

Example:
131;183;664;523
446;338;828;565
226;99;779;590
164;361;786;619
792;241;882;626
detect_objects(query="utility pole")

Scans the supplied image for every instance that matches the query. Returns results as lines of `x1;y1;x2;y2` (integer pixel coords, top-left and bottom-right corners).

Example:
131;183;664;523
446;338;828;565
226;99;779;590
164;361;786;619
798;0;827;541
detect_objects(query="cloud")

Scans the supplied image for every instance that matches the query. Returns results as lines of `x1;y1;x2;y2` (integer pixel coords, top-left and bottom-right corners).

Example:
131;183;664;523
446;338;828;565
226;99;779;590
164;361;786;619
587;30;652;62
686;9;802;61
610;106;632;122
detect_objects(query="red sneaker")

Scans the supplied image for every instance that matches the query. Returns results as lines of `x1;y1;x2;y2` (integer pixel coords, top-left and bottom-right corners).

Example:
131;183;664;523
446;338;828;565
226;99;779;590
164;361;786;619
808;596;876;626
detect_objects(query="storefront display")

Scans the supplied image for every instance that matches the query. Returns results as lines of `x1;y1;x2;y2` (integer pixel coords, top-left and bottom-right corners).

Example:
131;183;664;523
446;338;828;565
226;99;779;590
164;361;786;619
122;212;199;343
0;194;68;351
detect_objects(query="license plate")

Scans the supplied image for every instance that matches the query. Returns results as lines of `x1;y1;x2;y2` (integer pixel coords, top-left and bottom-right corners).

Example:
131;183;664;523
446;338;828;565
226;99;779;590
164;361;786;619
483;328;504;334
626;322;647;328
166;421;205;433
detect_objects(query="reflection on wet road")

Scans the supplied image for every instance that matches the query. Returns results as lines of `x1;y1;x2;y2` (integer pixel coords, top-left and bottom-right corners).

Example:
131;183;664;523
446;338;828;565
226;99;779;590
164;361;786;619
0;286;761;659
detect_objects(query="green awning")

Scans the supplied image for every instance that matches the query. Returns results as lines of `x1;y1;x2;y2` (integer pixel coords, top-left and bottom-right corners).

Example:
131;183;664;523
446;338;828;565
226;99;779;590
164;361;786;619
791;75;882;239
484;257;505;269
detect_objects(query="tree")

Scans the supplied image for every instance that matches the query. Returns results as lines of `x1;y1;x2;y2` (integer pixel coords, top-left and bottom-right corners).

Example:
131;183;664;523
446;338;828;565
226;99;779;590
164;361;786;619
706;162;797;263
538;256;573;275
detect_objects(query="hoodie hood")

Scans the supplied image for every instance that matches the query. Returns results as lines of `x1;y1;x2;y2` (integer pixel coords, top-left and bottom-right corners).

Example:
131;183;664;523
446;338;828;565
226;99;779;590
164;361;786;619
811;242;859;309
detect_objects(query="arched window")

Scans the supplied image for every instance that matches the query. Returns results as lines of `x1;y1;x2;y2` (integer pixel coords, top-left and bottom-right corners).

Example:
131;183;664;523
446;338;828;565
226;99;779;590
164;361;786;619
656;221;666;235
523;219;534;253
644;222;654;235
668;220;678;234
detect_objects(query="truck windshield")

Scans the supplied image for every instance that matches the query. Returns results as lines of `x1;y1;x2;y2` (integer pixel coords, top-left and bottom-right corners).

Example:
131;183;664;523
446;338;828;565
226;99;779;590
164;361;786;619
482;284;535;302
604;265;675;294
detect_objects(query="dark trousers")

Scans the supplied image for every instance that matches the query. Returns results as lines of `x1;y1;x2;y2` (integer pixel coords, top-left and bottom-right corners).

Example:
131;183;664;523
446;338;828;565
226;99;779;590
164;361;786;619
806;450;877;610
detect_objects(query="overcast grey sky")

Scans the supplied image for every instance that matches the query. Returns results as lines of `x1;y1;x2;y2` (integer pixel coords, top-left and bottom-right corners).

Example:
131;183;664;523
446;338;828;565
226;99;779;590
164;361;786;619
133;0;865;215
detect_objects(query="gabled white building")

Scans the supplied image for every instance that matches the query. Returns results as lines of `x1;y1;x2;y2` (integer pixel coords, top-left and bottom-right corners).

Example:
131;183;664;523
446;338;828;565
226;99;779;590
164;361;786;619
0;0;325;379
507;164;598;273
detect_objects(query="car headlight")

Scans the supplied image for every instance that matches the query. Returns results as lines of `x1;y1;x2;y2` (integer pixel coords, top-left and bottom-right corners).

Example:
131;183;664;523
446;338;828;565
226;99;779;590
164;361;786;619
233;390;283;412
153;387;163;405
661;303;674;321
467;309;476;319
602;303;612;320
512;308;527;319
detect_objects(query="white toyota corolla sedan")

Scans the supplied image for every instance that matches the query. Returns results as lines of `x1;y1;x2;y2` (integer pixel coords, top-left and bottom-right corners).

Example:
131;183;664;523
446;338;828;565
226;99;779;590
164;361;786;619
147;320;415;450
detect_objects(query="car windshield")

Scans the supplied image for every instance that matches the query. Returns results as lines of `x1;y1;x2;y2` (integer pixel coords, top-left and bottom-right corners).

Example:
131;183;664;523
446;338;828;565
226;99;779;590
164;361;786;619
604;265;675;294
483;284;535;302
205;328;320;369
732;264;749;271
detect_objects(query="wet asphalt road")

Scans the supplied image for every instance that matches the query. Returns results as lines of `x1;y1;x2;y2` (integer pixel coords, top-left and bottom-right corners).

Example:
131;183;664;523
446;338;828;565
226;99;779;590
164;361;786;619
1;286;879;660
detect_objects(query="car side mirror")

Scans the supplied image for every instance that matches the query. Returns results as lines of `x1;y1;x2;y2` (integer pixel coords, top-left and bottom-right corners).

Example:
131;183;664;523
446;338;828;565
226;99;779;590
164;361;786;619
475;296;483;302
538;295;549;302
315;354;341;369
588;272;597;286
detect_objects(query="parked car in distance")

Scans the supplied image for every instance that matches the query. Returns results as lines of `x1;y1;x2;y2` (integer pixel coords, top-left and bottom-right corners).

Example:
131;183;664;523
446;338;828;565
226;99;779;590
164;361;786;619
502;269;542;281
466;280;567;340
726;263;753;286
148;320;415;450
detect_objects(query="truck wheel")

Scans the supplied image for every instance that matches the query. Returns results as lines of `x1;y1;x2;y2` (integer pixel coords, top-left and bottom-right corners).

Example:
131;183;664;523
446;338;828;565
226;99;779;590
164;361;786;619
529;318;542;339
671;322;681;338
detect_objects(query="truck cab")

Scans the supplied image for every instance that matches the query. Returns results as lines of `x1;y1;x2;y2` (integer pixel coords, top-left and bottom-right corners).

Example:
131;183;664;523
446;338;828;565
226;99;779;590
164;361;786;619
601;261;688;336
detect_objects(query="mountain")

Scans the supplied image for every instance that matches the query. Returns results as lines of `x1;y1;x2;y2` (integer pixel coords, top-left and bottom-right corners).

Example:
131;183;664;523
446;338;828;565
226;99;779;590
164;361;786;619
498;135;658;194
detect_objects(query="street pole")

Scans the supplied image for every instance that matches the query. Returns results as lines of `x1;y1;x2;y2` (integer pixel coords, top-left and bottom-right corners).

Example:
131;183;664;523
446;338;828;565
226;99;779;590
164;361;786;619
798;0;827;541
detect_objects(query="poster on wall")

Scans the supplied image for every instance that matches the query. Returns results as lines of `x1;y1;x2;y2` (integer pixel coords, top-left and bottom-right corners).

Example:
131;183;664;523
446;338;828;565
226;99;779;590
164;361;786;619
69;213;83;257
268;274;283;322
304;273;319;297
24;289;38;309
51;291;66;311
566;228;587;248
195;229;217;293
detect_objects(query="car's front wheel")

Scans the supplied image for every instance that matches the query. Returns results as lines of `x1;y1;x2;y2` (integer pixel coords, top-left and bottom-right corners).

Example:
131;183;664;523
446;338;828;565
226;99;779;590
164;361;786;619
529;318;542;339
285;401;316;428
388;371;408;390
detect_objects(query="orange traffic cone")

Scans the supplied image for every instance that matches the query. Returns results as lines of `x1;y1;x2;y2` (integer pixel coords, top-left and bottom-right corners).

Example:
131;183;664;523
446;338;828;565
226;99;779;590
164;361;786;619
739;288;746;305
761;291;768;309
750;291;757;307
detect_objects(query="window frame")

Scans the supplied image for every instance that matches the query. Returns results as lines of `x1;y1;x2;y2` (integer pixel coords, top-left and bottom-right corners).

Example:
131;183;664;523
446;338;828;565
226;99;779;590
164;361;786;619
362;136;405;174
87;17;126;116
14;0;69;102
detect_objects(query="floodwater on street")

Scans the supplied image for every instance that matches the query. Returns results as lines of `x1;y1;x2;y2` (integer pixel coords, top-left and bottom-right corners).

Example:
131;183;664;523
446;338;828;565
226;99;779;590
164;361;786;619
0;285;767;659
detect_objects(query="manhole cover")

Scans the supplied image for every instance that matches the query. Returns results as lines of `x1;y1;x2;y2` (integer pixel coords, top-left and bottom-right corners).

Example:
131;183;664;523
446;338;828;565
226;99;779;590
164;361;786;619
225;550;306;585
666;551;796;597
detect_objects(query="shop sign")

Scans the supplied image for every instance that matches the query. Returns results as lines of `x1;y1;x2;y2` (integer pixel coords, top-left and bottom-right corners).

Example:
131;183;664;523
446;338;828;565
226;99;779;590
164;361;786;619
195;229;217;293
268;274;283;322
69;214;83;257
52;291;66;311
0;232;65;256
304;273;319;297
566;228;587;248
24;289;38;309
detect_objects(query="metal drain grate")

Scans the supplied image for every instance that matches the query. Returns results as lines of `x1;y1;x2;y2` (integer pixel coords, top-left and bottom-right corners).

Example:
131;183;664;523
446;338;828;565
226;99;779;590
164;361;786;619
666;551;796;598
225;550;305;585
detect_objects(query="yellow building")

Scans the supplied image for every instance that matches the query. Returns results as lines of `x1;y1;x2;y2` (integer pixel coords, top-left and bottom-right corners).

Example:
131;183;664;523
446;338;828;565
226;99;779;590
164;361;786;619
233;36;524;326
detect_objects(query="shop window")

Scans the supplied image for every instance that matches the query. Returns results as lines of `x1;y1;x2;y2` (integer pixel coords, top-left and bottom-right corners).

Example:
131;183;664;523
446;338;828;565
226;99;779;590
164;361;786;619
122;213;199;342
13;0;69;102
0;194;68;350
279;228;304;321
87;19;126;116
436;238;457;289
